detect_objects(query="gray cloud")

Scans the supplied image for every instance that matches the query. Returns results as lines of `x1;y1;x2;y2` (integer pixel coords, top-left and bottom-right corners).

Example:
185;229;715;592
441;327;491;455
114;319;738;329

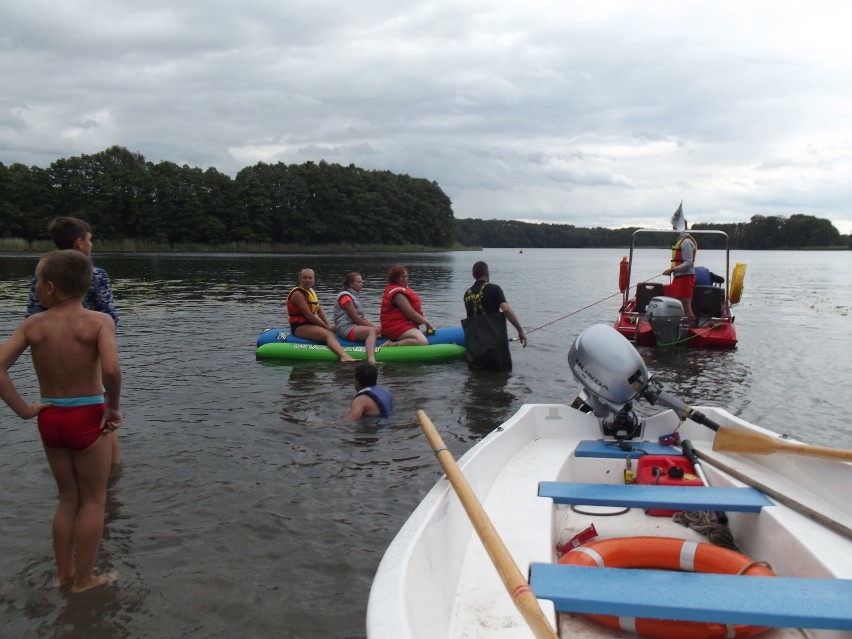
2;0;850;233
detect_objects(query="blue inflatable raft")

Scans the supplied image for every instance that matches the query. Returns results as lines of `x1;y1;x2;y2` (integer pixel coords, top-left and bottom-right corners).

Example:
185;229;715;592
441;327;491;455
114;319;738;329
256;326;466;362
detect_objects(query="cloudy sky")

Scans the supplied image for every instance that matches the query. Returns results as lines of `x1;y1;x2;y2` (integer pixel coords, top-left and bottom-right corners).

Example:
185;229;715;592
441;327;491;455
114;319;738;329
2;1;851;233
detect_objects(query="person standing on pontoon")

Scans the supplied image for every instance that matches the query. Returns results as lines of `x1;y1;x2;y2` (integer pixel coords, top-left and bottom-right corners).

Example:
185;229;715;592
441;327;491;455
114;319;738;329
662;202;697;321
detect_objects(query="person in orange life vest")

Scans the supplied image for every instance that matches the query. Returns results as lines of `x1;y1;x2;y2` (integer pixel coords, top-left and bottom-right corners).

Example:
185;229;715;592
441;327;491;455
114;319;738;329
286;268;356;362
333;272;378;365
662;202;697;320
379;265;433;346
349;363;393;419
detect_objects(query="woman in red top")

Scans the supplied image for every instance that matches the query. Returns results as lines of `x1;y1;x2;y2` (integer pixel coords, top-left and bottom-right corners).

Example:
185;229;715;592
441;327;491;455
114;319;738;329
379;265;434;346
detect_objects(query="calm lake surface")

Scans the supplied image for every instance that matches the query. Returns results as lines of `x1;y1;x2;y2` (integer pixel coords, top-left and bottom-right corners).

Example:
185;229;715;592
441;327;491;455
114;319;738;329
0;247;850;638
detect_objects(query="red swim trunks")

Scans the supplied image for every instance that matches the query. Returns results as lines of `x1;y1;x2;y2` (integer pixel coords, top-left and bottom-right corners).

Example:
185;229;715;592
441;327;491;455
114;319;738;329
38;404;106;451
669;274;695;298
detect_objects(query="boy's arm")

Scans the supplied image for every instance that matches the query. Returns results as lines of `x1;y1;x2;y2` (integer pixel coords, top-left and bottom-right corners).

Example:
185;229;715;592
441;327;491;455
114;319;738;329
0;326;48;418
349;396;367;420
97;320;122;429
92;268;119;326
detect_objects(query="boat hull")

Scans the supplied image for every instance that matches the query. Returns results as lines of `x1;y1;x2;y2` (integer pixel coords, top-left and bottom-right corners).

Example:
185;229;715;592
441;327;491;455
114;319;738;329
367;404;852;638
614;309;738;349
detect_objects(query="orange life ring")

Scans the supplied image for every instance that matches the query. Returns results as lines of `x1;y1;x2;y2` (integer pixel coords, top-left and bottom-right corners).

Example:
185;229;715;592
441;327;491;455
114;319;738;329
559;536;776;639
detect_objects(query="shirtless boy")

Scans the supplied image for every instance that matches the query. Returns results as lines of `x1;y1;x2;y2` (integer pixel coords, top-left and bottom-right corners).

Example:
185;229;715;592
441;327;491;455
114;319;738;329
0;250;122;593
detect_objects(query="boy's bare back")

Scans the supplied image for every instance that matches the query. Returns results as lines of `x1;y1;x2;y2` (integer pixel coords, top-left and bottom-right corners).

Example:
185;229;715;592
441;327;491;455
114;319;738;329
24;304;118;399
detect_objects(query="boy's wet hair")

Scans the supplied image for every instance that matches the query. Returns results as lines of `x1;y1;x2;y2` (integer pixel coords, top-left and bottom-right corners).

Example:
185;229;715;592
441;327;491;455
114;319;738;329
355;363;378;388
472;261;489;279
48;217;91;250
38;250;93;298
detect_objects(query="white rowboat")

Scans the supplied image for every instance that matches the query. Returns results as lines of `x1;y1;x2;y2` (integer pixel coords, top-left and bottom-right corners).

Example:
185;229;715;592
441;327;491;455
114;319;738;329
367;325;852;639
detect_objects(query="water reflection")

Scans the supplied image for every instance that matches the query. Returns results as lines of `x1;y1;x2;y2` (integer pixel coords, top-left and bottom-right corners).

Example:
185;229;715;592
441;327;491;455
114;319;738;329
639;347;753;416
461;370;515;437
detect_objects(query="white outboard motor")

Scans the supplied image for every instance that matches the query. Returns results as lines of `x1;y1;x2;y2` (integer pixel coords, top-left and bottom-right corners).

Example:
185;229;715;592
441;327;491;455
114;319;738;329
646;296;685;345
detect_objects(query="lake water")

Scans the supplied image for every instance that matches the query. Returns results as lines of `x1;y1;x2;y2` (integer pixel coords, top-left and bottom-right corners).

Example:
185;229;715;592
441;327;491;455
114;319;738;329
0;247;850;638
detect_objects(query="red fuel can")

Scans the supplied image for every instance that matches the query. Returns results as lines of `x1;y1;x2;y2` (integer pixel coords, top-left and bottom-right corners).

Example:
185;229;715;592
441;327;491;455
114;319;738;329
636;455;703;516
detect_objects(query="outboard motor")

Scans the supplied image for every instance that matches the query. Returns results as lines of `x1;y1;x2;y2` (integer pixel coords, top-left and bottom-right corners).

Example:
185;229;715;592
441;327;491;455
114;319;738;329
568;324;726;439
646;296;684;345
567;324;650;439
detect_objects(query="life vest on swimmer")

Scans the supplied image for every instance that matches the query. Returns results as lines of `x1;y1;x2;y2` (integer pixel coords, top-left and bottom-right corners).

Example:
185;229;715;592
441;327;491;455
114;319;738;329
559;536;776;639
356;386;393;417
671;234;698;269
618;256;629;292
287;286;319;324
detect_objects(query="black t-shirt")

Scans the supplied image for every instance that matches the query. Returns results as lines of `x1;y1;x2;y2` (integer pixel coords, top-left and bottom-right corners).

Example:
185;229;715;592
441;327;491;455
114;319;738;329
463;281;507;317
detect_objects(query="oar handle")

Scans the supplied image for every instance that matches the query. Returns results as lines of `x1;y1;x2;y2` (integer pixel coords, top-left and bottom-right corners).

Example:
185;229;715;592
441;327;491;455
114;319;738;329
417;410;558;639
779;442;852;462
681;440;727;523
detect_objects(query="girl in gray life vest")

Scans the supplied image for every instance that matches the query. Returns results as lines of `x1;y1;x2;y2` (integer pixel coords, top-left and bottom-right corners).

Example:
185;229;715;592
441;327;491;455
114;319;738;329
333;272;379;365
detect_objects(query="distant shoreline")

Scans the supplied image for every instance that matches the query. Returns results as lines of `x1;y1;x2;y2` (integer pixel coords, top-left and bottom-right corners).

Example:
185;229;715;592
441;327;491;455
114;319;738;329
0;239;482;254
0;239;846;254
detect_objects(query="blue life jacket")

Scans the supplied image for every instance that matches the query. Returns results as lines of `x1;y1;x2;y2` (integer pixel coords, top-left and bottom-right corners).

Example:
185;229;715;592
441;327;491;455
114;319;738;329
356;386;394;417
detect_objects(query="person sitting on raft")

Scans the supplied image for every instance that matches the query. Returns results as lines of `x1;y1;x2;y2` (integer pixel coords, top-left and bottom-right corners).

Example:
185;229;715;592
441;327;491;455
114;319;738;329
334;272;379;365
287;268;356;362
379;265;434;346
349;363;393;419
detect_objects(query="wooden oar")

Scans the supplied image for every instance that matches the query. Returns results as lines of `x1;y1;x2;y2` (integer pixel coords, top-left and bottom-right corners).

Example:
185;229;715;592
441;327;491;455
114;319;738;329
713;426;852;462
692;445;852;541
672;403;852;462
417;410;558;639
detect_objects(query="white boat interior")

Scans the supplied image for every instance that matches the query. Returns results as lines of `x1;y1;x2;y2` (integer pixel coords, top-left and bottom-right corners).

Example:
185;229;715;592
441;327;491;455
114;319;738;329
367;403;852;638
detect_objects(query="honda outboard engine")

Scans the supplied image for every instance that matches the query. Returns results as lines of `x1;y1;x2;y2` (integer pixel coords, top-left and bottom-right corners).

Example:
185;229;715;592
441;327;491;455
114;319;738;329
567;324;650;439
568;324;726;439
646;296;684;345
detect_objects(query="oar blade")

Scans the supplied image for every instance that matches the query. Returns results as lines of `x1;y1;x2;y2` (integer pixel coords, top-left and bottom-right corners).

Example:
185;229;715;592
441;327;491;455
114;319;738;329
712;427;779;454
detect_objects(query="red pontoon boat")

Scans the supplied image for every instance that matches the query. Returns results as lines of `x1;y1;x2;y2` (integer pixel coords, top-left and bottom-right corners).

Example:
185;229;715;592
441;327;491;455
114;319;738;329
614;229;745;349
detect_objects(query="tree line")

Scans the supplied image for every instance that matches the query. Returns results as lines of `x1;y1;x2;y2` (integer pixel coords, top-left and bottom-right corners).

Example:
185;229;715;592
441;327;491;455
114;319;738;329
1;145;847;250
455;215;848;249
0;145;455;247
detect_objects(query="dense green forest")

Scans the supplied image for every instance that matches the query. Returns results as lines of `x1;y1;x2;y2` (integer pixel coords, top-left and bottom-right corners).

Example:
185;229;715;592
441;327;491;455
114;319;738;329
456;215;849;249
0;145;455;247
1;145;848;250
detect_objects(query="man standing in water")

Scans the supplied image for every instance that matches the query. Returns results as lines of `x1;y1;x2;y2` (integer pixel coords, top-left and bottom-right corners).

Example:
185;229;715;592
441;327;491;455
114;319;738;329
663;201;698;322
462;261;527;371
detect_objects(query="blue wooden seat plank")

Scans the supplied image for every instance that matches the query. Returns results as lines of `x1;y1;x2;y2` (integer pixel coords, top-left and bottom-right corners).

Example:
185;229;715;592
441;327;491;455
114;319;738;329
538;482;771;512
530;564;852;630
574;439;679;459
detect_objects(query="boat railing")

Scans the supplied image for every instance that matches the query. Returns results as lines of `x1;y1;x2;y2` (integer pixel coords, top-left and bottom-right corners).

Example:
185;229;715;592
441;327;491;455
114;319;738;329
624;229;731;309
